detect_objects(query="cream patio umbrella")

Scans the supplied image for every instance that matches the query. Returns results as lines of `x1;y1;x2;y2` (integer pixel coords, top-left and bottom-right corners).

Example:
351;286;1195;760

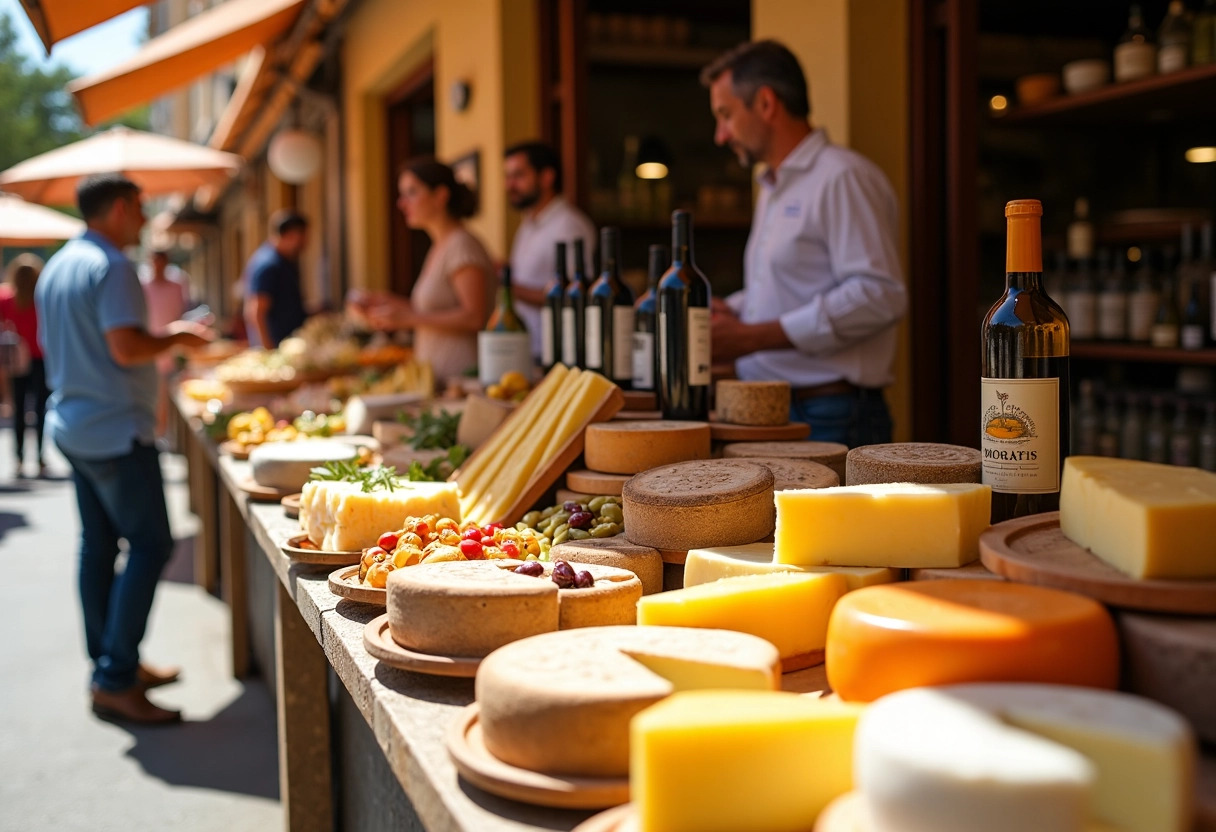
0;127;243;206
0;193;85;246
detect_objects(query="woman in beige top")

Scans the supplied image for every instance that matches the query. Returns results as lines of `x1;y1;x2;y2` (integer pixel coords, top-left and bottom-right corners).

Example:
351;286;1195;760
351;158;495;382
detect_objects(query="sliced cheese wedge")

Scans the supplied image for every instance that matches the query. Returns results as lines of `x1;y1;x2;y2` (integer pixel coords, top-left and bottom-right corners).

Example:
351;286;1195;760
683;543;899;591
300;479;461;551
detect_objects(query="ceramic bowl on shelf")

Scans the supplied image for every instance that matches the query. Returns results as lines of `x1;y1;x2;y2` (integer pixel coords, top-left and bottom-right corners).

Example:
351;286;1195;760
1015;72;1061;106
1062;59;1111;94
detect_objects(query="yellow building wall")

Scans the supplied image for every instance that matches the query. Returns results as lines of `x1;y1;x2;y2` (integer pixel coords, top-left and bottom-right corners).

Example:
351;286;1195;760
753;0;913;441
342;0;540;290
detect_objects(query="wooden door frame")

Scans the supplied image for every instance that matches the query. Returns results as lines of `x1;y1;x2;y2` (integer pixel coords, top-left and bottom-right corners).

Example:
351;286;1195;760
539;0;587;210
385;59;436;296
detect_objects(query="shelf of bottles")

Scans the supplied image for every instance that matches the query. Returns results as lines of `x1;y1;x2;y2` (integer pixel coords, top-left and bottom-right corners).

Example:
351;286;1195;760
1074;378;1216;471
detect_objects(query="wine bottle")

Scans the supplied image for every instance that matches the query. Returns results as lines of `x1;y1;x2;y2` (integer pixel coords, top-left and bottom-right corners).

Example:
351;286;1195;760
562;238;590;368
632;244;666;392
1128;248;1158;342
1158;0;1192;74
1115;3;1158;83
478;265;533;386
1181;278;1206;350
657;210;712;420
542;241;568;371
586;227;636;386
981;199;1071;523
1150;247;1181;348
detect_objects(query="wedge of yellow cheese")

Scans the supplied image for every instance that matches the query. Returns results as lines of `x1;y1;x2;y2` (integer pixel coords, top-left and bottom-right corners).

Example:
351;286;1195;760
775;482;991;568
632;690;863;832
300;480;461;551
1059;456;1216;579
637;571;846;664
683;543;900;591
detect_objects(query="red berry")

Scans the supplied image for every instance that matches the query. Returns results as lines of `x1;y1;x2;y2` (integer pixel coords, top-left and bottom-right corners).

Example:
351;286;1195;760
378;532;399;551
462;528;483;542
501;541;520;557
459;539;485;559
365;546;387;560
481;524;501;537
481;535;496;546
414;522;429;537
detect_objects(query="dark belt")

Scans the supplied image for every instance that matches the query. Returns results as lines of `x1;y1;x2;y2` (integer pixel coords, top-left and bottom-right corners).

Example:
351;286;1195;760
790;380;863;401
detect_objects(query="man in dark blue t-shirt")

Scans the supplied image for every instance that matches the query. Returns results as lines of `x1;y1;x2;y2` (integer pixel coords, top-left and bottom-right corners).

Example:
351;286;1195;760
243;210;309;347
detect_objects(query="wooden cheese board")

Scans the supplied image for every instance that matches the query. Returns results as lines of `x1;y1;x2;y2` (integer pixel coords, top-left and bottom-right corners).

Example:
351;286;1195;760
363;615;481;678
280;534;362;566
655;548;688;565
281;492;302;518
572;803;636;832
565;468;629;497
611;409;662;421
327;565;386;605
907;561;1005;582
708;420;810;442
222;377;302;396
447;704;631;810
979;512;1216;615
237;477;296;502
621;390;656;411
219;439;251;460
782;649;826;674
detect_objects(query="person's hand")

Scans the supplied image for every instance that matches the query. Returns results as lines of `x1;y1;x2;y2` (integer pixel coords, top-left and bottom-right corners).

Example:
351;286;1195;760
167;320;216;352
365;295;414;331
711;296;737;317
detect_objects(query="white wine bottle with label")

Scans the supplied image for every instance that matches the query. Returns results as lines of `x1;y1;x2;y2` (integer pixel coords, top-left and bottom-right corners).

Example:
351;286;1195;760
631;244;665;392
981;199;1071;524
658;210;711;420
478;265;533;387
587;226;635;387
542;241;568;371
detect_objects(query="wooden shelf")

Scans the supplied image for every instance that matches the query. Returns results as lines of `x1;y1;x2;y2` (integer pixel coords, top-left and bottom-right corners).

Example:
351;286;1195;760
993;62;1216;126
587;43;723;70
1072;341;1216;365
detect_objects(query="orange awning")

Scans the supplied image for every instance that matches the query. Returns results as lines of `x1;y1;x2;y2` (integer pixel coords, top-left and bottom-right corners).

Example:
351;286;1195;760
0;193;84;245
18;0;150;52
67;0;307;126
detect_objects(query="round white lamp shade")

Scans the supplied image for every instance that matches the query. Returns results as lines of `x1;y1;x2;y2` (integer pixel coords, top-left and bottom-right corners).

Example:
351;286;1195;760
268;129;323;184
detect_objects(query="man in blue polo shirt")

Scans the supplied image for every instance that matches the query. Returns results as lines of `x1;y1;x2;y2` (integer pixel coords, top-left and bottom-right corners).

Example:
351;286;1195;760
36;174;213;724
243;210;309;348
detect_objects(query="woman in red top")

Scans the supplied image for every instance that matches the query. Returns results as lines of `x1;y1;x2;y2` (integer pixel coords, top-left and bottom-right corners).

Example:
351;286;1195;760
1;254;49;477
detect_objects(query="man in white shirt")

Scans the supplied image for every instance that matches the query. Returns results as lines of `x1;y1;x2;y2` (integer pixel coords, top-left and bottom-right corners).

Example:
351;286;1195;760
504;141;597;359
702;41;907;447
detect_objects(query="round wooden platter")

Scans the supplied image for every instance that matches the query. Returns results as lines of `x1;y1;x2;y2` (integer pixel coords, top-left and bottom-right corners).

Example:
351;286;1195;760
363;615;481;678
280;533;363;566
237;477;296;503
222;376;302;396
281;492;302;518
219;439;251;460
611;409;662;421
573;803;637;832
327;565;386;605
708;420;810;442
565;468;629;497
447;703;631;810
979;511;1216;615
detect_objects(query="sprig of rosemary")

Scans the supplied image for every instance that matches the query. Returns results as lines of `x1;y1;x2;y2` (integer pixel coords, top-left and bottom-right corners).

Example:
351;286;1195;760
404;445;470;482
395;407;462;450
308;460;400;492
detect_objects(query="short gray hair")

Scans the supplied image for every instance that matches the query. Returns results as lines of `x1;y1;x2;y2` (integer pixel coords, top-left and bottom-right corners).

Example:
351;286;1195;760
700;40;810;119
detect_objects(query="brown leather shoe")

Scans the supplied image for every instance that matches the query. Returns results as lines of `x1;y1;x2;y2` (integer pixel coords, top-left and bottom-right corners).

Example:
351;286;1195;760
136;663;181;689
91;685;181;725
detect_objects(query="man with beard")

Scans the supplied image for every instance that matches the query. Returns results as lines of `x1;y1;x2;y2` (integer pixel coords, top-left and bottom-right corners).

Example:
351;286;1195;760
503;141;596;360
701;40;907;447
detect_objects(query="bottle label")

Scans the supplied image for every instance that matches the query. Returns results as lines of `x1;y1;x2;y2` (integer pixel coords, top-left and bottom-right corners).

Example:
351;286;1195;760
1159;44;1188;74
612;306;635;381
632;331;655;390
541;307;555;367
585;307;603;370
1151;324;1180;349
1066;291;1097;340
980;377;1060;495
478;331;533;387
1115;42;1157;82
1128;292;1158;341
1097;294;1128;340
1067;224;1093;261
561;306;577;366
688;307;712;386
1182;324;1205;350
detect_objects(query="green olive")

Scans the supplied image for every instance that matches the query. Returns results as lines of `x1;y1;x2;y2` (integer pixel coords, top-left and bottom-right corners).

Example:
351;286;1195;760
588;496;609;512
568;528;591;540
522;511;542;527
598;504;623;524
552;529;569;545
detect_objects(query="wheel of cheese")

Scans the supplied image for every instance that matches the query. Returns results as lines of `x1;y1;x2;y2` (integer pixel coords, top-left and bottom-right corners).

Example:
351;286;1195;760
565;468;631;497
1118;611;1216;744
745;456;839;490
249;439;359;491
826;580;1119;702
385;560;641;658
722;440;848;484
584;421;711;475
622;460;775;551
475;625;781;777
549;536;663;595
715;380;791;426
846;442;982;486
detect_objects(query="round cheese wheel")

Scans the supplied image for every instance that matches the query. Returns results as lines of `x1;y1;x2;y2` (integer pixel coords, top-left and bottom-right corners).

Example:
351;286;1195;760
565;468;631;497
386;559;641;658
826;580;1119;702
476;625;781;778
715;380;791;426
549;536;664;595
622;459;775;551
249;439;359;491
584;421;711;475
846;442;981;486
744;456;839;490
1118;611;1216;744
722;440;848;484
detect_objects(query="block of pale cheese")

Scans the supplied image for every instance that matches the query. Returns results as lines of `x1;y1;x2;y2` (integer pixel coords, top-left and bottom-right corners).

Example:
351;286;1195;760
1060;456;1216;580
722;440;848;483
845;442;982;485
633;691;863;832
856;684;1196;832
299;479;461;551
683;543;899;591
1118;611;1216;744
745;456;839;490
564;468;630;497
249;439;358;491
623;459;774;551
826;579;1119;702
775;482;991;568
583;420;711;475
475;625;781;777
637;572;847;668
714;380;791;426
548;536;664;595
386;559;641;658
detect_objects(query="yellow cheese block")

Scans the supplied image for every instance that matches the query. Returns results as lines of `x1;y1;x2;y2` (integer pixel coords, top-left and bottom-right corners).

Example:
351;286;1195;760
632;690;863;832
683;543;899;592
300;479;461;551
584;420;712;475
637;572;847;664
775;482;991;568
1059;456;1216;579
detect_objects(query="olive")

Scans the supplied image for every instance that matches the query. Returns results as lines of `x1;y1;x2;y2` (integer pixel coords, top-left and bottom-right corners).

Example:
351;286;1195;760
562;501;581;513
569;511;593;530
598;504;624;524
551;560;576;588
514;561;544;577
574;570;595;589
568;528;591;540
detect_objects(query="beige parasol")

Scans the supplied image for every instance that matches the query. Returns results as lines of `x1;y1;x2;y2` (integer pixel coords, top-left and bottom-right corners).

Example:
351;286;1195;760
0;193;85;246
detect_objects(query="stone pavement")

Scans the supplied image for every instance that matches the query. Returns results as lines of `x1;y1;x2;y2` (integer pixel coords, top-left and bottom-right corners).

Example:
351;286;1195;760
0;425;281;832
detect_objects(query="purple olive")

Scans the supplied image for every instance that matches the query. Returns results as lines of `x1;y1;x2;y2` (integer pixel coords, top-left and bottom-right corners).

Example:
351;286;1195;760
513;561;544;577
551;559;576;588
568;511;593;530
574;570;594;589
562;501;581;513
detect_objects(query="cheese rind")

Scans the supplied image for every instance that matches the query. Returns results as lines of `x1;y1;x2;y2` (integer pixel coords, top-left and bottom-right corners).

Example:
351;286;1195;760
1118;612;1216;744
722;440;848;483
775;482;991;568
826;580;1119;702
1059;455;1216;579
584;420;711;475
714;380;791;426
300;479;462;551
845;442;981;486
746;456;840;490
250;439;358;491
632;691;862;832
683;543;899;592
548;536;664;595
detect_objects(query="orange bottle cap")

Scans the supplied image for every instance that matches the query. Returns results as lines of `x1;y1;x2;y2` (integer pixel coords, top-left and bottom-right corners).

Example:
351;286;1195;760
1005;199;1043;217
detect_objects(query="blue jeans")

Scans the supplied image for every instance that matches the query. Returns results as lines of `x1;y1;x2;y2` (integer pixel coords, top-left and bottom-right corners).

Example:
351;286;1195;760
790;389;893;448
62;441;174;691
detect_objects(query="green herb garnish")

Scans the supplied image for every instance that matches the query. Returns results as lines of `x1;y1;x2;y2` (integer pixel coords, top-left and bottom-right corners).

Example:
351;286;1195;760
309;460;400;493
395;407;462;450
404;444;470;482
